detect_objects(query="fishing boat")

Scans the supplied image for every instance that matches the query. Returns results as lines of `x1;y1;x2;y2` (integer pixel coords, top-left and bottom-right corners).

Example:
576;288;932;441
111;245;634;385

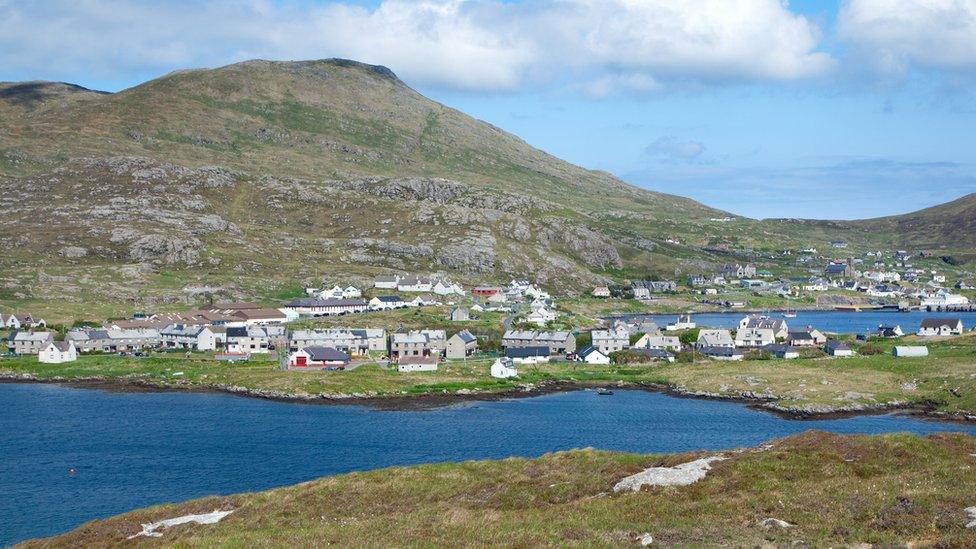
782;308;797;318
596;388;614;396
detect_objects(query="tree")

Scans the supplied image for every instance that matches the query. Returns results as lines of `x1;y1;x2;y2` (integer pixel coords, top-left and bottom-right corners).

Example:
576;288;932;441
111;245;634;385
679;328;701;346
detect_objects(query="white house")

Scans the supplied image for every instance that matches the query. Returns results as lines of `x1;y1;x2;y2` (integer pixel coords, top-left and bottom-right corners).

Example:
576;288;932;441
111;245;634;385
524;285;550;300
591;328;630;354
917;318;964;337
160;325;216;351
374;275;400;289
284;298;368;316
577;346;611;364
369;295;406;310
825;340;855;357
288;346;350;369
738;315;788;339
319;285;345;299
786;328;827;347
921;291;969;308
696;329;734;349
432;280;464;296
526;306;557;326
666;314;696;331
396;356;439;372
397;276;433;293
490;357;519;379
505;346;551;364
342;286;362;298
735;328;775;348
38;341;78;364
633;334;681;352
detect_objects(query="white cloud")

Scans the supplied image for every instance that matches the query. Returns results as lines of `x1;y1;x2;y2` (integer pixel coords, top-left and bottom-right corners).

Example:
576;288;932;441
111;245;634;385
0;0;834;93
839;0;976;74
644;136;706;161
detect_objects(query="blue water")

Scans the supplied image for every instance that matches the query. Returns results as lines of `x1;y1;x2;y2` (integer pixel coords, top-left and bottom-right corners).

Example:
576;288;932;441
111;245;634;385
2;383;976;546
619;310;976;334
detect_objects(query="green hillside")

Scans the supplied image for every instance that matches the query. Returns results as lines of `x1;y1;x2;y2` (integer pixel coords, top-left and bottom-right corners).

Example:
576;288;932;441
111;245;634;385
0;59;970;316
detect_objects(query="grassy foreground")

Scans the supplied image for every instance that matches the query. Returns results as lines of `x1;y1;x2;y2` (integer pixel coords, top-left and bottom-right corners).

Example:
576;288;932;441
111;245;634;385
20;431;976;547
3;333;976;416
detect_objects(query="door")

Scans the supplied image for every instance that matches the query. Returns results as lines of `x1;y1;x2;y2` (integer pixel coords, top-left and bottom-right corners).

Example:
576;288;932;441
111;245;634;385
295;355;307;367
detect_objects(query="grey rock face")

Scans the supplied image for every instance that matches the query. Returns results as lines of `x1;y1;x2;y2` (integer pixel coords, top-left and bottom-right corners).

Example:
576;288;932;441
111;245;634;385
128;234;202;265
58;246;88;258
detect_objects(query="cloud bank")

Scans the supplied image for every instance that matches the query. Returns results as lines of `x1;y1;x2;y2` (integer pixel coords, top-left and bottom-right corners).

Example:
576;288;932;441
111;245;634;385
839;0;976;75
0;0;833;92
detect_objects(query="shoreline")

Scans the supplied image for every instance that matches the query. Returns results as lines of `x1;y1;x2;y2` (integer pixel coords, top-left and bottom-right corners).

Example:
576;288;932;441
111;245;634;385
3;371;974;424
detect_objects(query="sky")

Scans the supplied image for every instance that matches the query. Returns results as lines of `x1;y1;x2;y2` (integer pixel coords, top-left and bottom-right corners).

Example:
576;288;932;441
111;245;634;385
2;0;975;220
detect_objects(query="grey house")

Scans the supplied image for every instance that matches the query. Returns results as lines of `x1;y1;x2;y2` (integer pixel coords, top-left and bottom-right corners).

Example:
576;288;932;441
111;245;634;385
446;330;478;359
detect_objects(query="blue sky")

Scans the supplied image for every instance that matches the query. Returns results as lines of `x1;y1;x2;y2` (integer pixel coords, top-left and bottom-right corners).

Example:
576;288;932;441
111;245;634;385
2;0;975;220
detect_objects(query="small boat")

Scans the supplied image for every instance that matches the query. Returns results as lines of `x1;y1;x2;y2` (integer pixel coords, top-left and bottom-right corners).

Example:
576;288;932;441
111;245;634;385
783;308;797;318
596;388;614;396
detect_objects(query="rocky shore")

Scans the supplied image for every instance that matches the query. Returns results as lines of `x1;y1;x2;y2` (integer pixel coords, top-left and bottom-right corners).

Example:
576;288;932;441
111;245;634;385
4;370;974;423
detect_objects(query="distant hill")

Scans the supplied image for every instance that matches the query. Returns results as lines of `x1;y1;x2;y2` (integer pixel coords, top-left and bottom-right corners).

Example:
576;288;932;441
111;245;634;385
854;193;976;251
0;59;970;314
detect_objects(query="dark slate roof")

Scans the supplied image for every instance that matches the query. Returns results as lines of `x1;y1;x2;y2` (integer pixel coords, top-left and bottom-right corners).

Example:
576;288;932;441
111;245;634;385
506;346;551;359
762;343;796;354
825;340;851;352
376;295;403;302
577;345;603;357
920;318;961;329
788;331;816;340
630;348;673;359
304;346;350;362
453;330;476;343
226;326;248;338
52;341;73;352
700;346;738;357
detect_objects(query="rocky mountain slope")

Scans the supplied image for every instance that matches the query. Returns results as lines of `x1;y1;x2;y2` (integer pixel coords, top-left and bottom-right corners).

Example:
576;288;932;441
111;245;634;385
0;59;969;314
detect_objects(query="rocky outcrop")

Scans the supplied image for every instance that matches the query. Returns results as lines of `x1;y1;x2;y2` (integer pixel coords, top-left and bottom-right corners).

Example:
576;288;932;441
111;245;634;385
128;234;202;265
436;232;497;274
538;219;622;269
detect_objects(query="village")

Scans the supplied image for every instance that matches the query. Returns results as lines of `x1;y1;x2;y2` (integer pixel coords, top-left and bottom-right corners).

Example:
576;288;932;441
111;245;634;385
2;249;972;380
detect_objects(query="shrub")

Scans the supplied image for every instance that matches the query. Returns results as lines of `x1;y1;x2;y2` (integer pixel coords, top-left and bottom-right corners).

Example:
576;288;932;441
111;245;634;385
679;329;701;346
797;347;826;359
857;343;881;355
675;350;695;363
744;349;771;361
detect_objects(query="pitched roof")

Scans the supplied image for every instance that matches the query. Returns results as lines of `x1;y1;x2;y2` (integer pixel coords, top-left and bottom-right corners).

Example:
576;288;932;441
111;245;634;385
50;341;73;352
630;348;673;358
825;340;851;352
13;331;53;342
505;346;550;358
578;345;607;358
226;326;248;338
920;318;961;329
452;330;476;343
304;346;350;362
700;346;739;357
